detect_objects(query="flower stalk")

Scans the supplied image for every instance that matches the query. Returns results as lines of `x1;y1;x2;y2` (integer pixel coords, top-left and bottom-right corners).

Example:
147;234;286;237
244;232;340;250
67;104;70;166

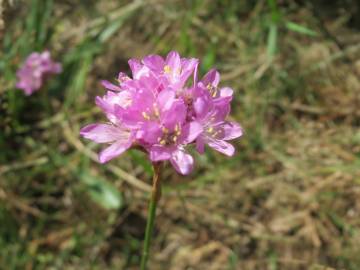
140;162;162;270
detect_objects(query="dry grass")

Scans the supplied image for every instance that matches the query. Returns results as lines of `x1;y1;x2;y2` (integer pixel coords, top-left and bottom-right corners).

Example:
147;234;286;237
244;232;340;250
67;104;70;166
1;0;360;269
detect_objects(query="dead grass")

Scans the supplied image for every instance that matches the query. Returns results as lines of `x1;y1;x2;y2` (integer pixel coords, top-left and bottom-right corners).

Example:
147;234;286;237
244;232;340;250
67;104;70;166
1;0;360;269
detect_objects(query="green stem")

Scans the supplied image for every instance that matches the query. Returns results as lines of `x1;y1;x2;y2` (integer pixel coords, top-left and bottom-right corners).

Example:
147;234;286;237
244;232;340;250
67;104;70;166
140;163;162;270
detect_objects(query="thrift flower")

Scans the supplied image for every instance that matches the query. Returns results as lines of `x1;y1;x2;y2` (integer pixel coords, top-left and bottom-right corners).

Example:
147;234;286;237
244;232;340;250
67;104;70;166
16;51;62;95
80;51;243;175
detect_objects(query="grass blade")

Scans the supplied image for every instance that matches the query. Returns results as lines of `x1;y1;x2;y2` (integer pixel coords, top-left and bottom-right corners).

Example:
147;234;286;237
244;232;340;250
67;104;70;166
267;23;278;59
285;21;317;37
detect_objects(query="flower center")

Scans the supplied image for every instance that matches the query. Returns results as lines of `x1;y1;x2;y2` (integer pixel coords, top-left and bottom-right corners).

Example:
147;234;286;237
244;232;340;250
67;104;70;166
158;124;181;145
163;65;171;74
206;83;218;97
142;103;160;120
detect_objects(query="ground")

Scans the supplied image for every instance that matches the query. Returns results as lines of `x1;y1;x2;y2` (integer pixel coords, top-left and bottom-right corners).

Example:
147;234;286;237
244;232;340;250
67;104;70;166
1;0;360;269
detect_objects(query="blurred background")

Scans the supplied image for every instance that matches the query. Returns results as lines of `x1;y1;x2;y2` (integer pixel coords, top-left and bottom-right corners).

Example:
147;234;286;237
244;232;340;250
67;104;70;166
1;0;360;269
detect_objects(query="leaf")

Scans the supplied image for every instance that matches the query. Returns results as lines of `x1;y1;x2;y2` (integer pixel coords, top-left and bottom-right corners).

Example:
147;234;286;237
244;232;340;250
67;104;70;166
203;44;216;72
99;18;124;43
80;172;123;210
285;21;317;37
267;0;281;23
65;52;93;107
37;0;54;46
267;23;278;59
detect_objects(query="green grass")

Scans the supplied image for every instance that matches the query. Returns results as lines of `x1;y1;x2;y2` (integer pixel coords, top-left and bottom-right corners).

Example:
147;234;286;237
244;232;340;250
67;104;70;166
1;0;360;269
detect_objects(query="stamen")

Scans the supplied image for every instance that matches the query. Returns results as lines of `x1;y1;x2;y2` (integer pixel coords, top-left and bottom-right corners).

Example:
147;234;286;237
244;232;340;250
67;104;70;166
162;127;169;133
207;83;218;97
212;130;221;138
124;98;132;107
164;65;171;74
142;112;150;120
174;124;181;135
153;103;160;117
159;139;166;145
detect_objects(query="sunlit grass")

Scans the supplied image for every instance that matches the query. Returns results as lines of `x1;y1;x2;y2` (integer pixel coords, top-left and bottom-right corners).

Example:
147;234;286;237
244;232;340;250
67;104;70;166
1;0;360;269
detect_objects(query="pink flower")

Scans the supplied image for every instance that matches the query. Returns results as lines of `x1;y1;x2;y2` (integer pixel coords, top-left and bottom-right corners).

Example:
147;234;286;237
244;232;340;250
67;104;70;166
194;96;243;156
80;124;135;163
16;51;62;95
142;51;198;90
80;51;242;175
193;70;242;156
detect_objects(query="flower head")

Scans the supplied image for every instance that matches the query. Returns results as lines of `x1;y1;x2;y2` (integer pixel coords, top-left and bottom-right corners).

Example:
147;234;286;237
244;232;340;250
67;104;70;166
80;51;242;175
16;51;62;95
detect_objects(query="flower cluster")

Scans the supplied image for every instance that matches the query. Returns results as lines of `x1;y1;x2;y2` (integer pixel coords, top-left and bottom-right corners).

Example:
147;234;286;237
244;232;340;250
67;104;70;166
16;51;62;95
81;51;243;175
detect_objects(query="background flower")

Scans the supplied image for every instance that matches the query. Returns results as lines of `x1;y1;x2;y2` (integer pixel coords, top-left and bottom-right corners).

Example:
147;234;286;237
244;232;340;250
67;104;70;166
16;51;62;95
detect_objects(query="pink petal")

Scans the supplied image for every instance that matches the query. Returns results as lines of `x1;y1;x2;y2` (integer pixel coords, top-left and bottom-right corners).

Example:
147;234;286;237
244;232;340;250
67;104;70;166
196;137;205;154
121;108;145;128
142;55;165;71
95;96;109;112
117;72;130;83
80;124;128;143
128;59;141;74
101;80;121;91
180;121;203;144
180;58;199;83
212;100;230;123
193;91;212;118
170;149;194;175
222;122;243;140
219;87;233;97
128;59;149;79
191;59;199;85
138;74;160;94
41;51;51;60
201;68;220;87
161;100;186;130
99;139;132;163
165;51;181;71
157;90;175;112
137;122;162;144
207;139;235;156
150;145;172;161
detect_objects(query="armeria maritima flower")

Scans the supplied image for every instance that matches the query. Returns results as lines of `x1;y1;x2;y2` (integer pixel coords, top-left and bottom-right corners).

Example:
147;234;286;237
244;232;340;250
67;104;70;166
16;51;62;95
81;51;243;175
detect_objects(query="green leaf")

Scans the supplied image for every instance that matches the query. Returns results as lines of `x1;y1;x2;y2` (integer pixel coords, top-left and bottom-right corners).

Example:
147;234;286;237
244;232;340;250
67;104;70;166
285;21;317;37
80;172;123;210
65;52;93;107
203;44;216;72
99;18;124;43
37;0;54;46
267;0;281;23
227;251;238;270
267;23;278;59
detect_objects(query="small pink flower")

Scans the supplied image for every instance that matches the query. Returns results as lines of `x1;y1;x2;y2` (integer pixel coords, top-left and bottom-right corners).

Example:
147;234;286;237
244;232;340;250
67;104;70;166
80;51;243;175
16;51;62;95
